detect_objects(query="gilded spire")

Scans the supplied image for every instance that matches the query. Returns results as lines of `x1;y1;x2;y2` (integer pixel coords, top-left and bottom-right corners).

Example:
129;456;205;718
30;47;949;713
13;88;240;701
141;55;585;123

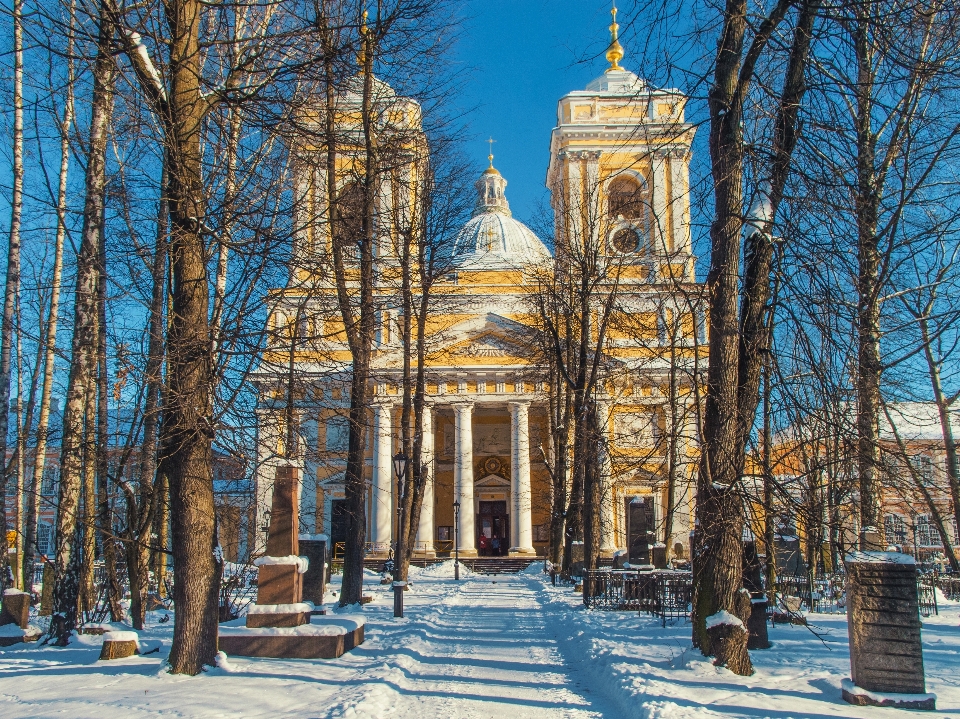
606;5;624;71
357;10;369;67
484;137;499;175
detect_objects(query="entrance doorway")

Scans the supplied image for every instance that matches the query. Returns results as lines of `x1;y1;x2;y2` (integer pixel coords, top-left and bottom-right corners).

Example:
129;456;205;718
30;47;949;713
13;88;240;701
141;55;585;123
478;500;508;556
331;499;349;558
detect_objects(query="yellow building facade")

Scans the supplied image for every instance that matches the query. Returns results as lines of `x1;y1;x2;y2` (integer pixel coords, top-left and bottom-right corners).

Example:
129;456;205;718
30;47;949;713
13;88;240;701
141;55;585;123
253;17;703;561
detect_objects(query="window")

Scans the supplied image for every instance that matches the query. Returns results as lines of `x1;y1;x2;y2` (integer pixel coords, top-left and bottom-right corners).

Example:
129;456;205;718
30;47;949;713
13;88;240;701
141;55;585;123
325;416;350;452
36;522;51;555
884;514;908;544
607;178;647;220
334;182;365;261
910;455;934;485
41;466;58;496
915;514;942;548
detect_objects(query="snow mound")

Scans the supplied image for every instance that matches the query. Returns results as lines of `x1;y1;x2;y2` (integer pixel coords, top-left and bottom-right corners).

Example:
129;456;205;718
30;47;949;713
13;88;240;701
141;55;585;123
704;610;744;631
522;561;546;575
254;555;309;573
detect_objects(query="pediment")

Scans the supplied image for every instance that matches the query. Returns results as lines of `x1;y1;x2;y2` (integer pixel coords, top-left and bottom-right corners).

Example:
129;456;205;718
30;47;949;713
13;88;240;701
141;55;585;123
426;313;534;365
476;473;510;487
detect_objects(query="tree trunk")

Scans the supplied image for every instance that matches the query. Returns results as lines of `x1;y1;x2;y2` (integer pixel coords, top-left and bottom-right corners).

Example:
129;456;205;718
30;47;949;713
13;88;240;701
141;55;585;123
80;372;98;616
0;0;25;594
23;0;75;588
50;9;115;642
95;225;123;621
329;20;379;607
128;160;168;628
920;318;960;570
159;0;221;674
853;11;883;548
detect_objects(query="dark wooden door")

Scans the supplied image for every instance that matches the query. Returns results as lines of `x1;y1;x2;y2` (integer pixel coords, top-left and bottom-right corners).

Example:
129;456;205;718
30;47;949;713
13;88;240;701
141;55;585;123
478;500;509;556
331;499;350;557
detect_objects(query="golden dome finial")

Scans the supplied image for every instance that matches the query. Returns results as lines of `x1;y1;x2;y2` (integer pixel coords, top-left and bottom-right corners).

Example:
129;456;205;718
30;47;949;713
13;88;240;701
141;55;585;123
357;9;369;67
487;137;496;169
606;4;625;71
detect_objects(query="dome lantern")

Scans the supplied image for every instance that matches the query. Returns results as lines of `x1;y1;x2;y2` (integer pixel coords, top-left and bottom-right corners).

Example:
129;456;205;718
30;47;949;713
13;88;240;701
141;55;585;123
451;162;551;268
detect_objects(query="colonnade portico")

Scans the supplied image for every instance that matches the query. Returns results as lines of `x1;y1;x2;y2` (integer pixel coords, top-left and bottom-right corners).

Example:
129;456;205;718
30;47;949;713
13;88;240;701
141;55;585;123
367;395;540;558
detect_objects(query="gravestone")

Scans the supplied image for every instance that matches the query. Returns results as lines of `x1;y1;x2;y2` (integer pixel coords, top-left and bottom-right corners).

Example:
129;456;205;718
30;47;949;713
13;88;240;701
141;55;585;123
651;544;667;569
627;497;654;566
0;589;30;629
842;552;936;710
774;525;805;574
220;465;364;660
299;536;328;606
742;541;770;650
249;465;308;627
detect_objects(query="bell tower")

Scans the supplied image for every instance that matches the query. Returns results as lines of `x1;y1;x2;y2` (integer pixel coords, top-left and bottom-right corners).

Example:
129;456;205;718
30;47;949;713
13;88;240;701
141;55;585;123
546;7;695;283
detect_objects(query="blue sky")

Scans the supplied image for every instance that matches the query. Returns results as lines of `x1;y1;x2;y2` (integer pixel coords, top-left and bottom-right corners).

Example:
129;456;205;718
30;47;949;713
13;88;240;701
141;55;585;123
452;1;621;226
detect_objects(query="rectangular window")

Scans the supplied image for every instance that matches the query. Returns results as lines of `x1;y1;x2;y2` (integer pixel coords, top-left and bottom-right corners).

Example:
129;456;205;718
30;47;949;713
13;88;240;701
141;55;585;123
915;514;942;548
884;514;908;544
36;522;51;555
910;455;934;485
41;467;58;496
325;416;350;452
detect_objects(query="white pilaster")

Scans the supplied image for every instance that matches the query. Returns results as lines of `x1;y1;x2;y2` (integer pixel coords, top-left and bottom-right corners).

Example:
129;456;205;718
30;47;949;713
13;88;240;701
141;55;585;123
371;401;393;551
651;153;668;252
669;150;691;255
416;404;436;556
597;399;617;554
453;402;477;556
509;401;535;555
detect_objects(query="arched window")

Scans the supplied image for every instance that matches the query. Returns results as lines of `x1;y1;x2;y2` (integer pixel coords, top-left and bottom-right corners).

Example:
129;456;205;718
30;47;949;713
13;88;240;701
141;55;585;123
334;182;365;259
607;177;647;221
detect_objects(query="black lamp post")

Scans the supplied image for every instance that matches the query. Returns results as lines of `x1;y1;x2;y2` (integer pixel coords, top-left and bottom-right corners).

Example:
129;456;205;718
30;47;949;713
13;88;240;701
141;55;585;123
453;500;461;581
392;451;408;617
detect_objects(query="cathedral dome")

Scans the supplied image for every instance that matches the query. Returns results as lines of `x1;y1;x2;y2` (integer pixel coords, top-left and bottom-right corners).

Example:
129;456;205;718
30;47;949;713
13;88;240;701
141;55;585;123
451;161;551;268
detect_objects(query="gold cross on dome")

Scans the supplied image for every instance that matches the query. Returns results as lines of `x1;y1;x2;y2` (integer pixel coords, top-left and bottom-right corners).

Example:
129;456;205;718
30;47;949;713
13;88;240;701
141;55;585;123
487;137;496;168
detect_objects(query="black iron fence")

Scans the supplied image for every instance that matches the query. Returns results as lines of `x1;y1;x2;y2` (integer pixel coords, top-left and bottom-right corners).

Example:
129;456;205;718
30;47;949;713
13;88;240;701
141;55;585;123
583;569;693;625
937;574;960;600
776;571;942;617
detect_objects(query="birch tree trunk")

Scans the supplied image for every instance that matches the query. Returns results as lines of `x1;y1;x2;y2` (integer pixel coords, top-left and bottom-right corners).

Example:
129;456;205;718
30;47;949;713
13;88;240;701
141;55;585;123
0;0;25;594
50;6;115;643
23;0;75;585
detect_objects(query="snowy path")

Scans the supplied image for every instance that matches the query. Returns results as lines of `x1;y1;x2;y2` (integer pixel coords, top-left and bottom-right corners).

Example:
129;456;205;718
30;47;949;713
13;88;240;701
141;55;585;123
1;565;958;718
320;573;611;718
0;569;613;719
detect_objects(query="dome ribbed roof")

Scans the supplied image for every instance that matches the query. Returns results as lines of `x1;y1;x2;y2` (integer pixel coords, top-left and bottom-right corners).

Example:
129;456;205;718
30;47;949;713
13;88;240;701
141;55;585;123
451;164;551;268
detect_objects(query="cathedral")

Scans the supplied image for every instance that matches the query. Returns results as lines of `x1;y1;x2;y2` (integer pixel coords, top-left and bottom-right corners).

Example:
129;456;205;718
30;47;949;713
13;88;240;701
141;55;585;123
252;13;703;563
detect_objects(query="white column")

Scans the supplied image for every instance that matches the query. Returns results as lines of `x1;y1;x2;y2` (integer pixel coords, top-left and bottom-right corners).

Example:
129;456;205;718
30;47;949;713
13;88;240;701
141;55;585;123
453;402;477;556
598;399;617;554
509;401;535;555
372;401;393;551
416;404;436;556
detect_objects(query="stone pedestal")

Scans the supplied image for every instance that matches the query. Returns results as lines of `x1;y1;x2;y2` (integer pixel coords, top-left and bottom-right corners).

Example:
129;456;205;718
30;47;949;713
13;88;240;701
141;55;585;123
842;552;936;711
99;631;139;660
224;466;363;659
1;590;30;629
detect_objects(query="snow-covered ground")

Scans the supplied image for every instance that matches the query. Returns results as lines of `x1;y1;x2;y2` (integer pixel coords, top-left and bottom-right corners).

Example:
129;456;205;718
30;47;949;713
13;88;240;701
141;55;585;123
0;564;958;718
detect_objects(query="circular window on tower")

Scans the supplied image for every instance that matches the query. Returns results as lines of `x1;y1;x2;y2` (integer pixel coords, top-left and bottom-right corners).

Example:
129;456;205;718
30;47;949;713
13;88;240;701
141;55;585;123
611;227;642;254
